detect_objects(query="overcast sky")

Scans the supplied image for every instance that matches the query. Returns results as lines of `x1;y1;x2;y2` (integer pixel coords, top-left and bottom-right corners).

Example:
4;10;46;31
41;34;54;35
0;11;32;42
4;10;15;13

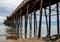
0;0;60;22
0;0;23;20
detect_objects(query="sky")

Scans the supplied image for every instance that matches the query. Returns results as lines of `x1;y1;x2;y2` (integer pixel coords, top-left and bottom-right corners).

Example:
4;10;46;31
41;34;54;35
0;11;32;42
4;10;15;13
0;0;23;21
0;0;60;22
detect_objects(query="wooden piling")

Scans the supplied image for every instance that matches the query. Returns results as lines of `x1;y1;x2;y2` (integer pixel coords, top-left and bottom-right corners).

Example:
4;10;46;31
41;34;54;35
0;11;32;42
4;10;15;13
38;0;43;38
48;0;51;36
29;13;32;38
25;5;29;38
44;8;49;36
56;1;59;34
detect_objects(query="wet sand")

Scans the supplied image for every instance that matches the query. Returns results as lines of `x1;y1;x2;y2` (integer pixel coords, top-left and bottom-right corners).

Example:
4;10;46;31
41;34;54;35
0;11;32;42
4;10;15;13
7;40;19;42
19;38;47;42
0;36;47;42
0;38;47;42
0;36;60;42
0;36;19;42
0;34;60;42
0;40;19;42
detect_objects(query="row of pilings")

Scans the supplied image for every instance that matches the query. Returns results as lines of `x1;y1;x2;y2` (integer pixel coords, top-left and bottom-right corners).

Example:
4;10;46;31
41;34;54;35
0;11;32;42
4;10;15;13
4;0;60;39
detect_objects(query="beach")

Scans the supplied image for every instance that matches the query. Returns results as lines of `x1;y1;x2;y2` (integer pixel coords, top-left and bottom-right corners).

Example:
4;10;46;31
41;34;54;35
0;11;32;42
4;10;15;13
19;38;47;42
0;23;59;42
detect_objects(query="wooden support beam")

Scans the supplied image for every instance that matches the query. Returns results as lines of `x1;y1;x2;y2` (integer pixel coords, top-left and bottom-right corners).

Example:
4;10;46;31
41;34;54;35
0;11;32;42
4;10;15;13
25;15;27;38
15;16;16;27
56;1;59;34
17;14;20;38
25;5;29;38
29;13;32;38
34;10;37;37
48;1;51;36
15;15;17;34
15;14;19;38
13;19;15;27
34;10;36;37
35;12;37;38
17;20;19;38
44;8;49;36
20;12;22;38
36;13;37;37
21;16;23;38
38;0;43;38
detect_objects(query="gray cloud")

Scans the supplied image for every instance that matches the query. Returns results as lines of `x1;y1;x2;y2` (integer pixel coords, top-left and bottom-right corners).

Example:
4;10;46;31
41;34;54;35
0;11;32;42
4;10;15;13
0;0;23;17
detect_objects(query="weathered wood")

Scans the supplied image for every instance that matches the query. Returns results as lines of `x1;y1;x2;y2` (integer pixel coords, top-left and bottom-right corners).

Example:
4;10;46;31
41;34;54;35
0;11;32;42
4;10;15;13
4;0;60;25
38;0;43;38
20;11;22;38
21;16;22;38
35;14;37;38
29;13;32;37
15;14;19;38
25;5;29;38
56;1;59;34
34;10;37;37
34;10;36;37
4;0;60;39
44;8;49;36
48;0;51;36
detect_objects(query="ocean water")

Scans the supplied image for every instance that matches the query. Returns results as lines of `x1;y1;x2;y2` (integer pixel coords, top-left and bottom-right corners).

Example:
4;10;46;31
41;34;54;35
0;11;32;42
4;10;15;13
0;22;6;35
41;25;57;37
0;21;60;38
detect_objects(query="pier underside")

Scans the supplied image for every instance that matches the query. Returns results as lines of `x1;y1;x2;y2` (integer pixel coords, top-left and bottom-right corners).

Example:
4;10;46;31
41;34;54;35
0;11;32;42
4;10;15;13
4;0;60;41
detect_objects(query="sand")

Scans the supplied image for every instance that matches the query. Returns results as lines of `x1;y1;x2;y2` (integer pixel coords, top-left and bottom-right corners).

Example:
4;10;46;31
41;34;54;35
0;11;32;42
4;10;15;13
19;38;47;42
55;38;60;42
1;37;60;42
7;40;19;42
0;36;47;42
1;38;60;42
1;38;47;42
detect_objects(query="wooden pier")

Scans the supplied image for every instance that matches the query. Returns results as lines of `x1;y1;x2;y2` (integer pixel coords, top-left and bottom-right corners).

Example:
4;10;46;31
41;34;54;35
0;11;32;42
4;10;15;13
4;0;60;39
